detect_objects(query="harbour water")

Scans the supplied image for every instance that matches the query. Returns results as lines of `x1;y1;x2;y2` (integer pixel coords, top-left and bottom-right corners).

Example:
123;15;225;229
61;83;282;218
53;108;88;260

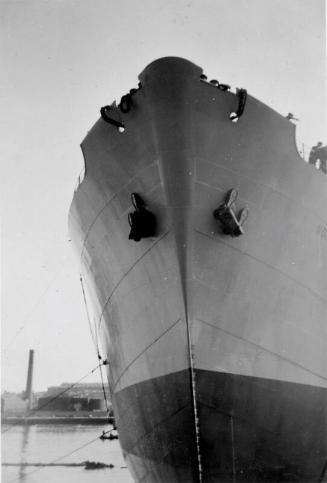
1;423;133;483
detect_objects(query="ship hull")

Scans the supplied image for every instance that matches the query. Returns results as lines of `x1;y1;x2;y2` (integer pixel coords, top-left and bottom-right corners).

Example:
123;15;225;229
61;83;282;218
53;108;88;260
115;369;327;482
69;57;327;482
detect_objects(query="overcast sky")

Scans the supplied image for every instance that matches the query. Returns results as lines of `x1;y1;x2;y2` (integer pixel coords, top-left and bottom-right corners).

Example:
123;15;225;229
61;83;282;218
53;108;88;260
1;0;326;393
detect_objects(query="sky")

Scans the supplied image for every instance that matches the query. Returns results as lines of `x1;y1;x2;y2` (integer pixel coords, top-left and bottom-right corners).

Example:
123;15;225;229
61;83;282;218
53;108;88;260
1;0;326;393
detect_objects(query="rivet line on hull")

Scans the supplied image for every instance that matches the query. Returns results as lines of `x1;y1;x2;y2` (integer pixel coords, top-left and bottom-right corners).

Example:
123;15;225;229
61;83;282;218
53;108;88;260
189;343;203;483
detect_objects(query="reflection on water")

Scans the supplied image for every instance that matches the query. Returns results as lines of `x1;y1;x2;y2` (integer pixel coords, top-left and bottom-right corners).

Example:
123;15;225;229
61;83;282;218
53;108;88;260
18;426;30;481
1;424;133;483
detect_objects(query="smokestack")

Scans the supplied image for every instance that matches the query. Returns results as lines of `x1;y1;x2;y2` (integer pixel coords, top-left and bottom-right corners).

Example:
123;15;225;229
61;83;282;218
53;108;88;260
25;350;34;410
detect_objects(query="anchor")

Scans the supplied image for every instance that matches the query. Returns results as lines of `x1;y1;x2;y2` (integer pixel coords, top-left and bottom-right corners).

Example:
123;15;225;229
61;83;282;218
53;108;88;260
213;189;248;237
128;193;157;242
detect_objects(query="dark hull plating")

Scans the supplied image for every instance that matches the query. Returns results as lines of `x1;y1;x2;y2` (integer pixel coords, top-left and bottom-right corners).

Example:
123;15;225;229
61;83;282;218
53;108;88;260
69;57;327;482
115;370;327;482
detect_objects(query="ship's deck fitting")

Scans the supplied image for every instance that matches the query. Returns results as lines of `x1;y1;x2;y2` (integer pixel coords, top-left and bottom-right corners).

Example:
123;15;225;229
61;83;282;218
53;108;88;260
100;105;125;131
230;88;247;122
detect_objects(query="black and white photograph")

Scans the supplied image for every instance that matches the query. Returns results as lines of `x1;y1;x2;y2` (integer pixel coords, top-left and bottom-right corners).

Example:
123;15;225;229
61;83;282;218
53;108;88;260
2;1;326;482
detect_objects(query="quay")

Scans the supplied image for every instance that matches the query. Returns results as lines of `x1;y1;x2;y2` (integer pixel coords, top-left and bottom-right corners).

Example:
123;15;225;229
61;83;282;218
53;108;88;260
2;414;114;425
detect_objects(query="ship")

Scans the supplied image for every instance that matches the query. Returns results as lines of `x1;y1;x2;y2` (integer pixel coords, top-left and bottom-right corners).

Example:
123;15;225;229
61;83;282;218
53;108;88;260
69;57;327;482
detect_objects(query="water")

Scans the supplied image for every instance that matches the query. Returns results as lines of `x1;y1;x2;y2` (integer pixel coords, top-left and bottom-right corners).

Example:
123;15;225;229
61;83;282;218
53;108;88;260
1;424;134;483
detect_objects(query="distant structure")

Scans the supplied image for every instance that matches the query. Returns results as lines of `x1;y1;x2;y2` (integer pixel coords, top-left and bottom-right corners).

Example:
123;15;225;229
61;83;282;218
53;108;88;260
1;349;35;417
24;349;34;410
37;395;106;412
44;382;110;399
36;383;111;414
1;350;111;419
1;392;27;416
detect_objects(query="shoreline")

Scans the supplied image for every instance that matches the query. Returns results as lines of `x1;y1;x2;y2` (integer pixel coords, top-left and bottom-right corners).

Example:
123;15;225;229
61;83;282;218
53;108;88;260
2;416;114;425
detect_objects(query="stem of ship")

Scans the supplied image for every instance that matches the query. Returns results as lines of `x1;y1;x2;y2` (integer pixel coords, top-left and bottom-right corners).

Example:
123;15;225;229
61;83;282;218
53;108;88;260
186;308;203;483
171;208;203;482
